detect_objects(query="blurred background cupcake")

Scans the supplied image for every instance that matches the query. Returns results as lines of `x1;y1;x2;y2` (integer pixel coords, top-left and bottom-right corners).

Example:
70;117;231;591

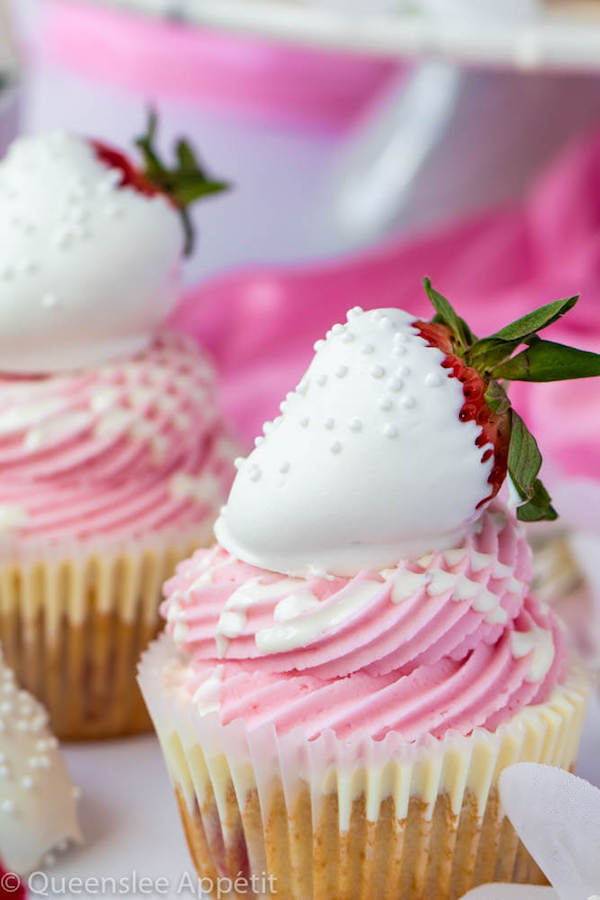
0;122;235;740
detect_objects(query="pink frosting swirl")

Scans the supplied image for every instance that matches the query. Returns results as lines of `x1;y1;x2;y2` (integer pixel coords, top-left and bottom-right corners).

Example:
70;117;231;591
163;504;567;742
0;332;235;551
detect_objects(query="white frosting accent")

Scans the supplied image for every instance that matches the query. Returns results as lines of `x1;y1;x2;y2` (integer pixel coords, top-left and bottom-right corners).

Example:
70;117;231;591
444;549;468;566
0;504;28;535
273;589;320;622
169;473;223;509
511;624;555;682
428;570;456;595
0;651;82;875
218;610;247;639
470;551;493;571
471;587;508;624
23;411;94;452
191;665;223;714
0;132;182;373
216;576;307;657
391;570;427;602
255;581;381;654
0;398;65;435
393;565;510;625
215;308;494;577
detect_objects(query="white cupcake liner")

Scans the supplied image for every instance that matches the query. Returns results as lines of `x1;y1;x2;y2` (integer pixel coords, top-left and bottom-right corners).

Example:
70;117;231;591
139;635;589;899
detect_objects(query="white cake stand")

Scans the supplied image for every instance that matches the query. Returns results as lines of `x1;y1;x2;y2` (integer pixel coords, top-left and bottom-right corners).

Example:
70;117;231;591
69;1;600;73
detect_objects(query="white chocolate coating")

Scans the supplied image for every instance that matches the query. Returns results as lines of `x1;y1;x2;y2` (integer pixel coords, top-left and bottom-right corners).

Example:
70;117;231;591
0;651;82;875
216;307;494;576
0;132;182;373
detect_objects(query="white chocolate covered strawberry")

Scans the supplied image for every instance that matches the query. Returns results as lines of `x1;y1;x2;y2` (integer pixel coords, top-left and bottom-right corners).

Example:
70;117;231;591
216;282;600;576
0;113;227;374
0;649;81;875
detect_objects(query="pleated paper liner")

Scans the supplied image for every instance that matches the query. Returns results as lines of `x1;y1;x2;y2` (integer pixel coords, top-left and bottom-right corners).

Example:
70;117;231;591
139;634;590;900
0;525;212;740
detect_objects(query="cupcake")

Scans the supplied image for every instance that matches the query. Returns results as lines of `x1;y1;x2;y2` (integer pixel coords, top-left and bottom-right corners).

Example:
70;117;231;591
0;648;81;875
140;286;599;899
0;120;234;739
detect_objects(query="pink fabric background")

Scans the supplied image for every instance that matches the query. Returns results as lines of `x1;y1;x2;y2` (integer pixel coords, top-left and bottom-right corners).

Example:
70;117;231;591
172;132;600;524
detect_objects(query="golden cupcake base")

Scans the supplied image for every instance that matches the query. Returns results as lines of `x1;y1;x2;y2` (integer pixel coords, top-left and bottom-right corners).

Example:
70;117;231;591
175;783;546;900
0;532;209;740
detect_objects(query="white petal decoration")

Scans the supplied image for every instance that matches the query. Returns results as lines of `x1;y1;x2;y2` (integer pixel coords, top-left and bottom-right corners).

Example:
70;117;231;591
460;886;558;899
499;764;600;900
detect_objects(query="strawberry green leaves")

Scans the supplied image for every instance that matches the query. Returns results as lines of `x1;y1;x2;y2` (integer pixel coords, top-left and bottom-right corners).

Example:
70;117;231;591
423;278;475;351
488;295;578;342
507;412;557;522
469;296;580;375
422;280;600;523
135;110;229;256
494;337;600;382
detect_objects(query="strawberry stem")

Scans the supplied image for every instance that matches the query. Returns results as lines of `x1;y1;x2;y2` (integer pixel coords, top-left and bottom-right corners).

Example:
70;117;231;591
135;109;230;256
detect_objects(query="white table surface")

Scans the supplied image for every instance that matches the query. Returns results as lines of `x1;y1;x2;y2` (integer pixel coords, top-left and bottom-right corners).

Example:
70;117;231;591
27;689;596;899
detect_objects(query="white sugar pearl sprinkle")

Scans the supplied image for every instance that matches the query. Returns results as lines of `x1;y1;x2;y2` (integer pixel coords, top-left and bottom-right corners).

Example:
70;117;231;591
254;436;264;447
425;371;443;387
390;377;404;392
313;339;326;351
361;344;375;355
279;461;290;474
347;306;363;320
402;396;416;409
378;396;393;411
348;418;362;432
332;323;344;335
234;457;244;470
383;424;399;438
330;440;342;454
248;466;261;482
324;417;335;430
341;332;355;344
336;365;348;378
316;374;327;386
370;364;385;379
299;417;309;428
